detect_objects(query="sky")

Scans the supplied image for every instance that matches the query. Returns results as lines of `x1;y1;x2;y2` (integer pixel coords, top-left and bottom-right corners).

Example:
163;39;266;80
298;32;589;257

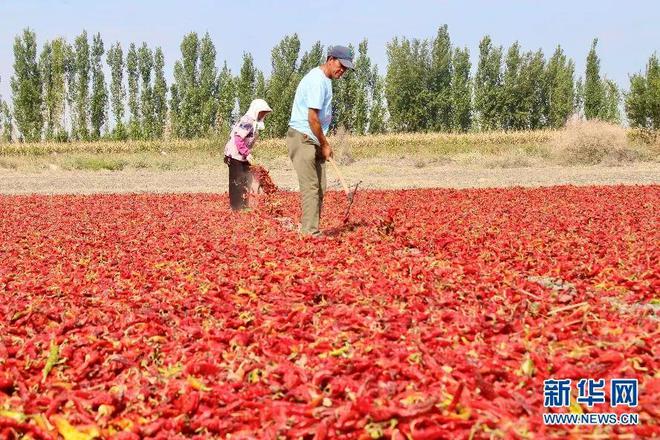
0;0;659;101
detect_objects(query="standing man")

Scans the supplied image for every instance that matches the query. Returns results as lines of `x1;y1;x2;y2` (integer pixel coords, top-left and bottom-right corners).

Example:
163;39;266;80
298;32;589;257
287;45;354;236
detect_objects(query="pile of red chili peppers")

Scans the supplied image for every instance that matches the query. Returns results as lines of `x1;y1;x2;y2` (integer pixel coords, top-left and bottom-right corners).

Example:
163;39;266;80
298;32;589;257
0;185;658;439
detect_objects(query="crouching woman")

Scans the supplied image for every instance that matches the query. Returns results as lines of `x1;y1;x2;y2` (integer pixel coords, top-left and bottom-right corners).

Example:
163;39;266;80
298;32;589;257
223;98;272;211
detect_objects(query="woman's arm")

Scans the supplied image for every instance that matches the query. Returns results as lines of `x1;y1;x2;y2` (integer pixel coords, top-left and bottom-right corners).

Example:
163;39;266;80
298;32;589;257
234;134;251;158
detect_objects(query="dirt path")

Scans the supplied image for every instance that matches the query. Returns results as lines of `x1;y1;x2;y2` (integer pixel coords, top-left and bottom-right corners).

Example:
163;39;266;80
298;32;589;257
1;160;658;194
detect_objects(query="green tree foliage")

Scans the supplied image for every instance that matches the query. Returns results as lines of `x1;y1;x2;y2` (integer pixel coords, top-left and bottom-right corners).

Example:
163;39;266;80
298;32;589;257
368;70;387;134
626;74;648;128
298;41;324;76
199;33;218;136
71;31;91;140
649;54;660;129
107;42;126;139
385;26;458;133
255;71;266;100
90;33;108;139
216;61;236;131
582;40;621;123
501;42;524;130
525;50;547;129
11;28;43;141
625;53;660;130
170;32;219;138
601;78;621;123
39;38;67;140
39;41;53;138
170;33;198;138
0;77;11;142
138;43;154;138
385;37;430;132
429;25;452;131
0;80;4;139
574;77;584;117
64;42;75;132
237;52;257;115
353;40;373;135
126;43;140;139
584;38;604;120
450;47;472;132
153;48;167;139
168;82;180;137
333;43;359;132
264;34;301;138
499;46;548;130
1;99;11;142
474;35;503;130
545;46;575;128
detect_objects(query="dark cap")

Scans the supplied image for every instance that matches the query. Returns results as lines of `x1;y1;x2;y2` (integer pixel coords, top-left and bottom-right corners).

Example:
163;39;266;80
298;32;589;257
328;45;355;70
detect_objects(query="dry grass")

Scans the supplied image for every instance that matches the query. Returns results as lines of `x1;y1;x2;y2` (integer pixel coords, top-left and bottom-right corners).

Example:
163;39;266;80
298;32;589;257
549;119;656;165
0;137;223;156
0;125;657;171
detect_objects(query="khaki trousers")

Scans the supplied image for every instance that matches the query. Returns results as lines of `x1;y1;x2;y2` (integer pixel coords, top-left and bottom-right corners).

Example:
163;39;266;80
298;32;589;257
286;127;326;235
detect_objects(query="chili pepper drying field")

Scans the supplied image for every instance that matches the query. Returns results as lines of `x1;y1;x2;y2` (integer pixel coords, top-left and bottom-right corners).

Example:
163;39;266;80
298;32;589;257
1;185;658;439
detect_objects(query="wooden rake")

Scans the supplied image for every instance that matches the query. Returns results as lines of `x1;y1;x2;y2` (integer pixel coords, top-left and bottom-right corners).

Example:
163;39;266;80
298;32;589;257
328;157;362;223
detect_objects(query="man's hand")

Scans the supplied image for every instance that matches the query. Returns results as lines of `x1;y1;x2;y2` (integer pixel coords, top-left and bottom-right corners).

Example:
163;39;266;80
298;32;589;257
320;143;333;160
308;108;332;159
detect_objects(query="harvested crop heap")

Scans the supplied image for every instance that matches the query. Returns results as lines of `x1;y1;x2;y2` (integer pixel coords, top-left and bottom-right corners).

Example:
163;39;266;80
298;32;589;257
0;186;658;439
250;165;277;195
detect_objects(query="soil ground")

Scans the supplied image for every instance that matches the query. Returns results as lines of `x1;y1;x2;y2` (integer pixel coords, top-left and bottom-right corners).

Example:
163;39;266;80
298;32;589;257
1;159;658;194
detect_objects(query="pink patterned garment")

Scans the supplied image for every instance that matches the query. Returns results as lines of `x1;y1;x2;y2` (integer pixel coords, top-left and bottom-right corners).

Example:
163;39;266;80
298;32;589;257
224;115;257;161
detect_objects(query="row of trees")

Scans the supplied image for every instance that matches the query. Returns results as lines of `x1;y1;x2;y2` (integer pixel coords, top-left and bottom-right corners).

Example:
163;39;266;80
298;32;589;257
625;53;660;130
2;27;658;142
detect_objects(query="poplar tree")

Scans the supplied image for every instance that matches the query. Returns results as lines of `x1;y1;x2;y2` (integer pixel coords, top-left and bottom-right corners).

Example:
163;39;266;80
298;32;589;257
126;43;140;139
625;74;648;129
1;100;12;142
153;48;167;138
385;37;432;132
450;47;472;132
474;35;503;130
368;69;387;134
255;71;266;100
237;52;257;115
526;49;547;129
264;34;301;137
601;78;621;123
332;43;358;132
0;80;4;140
298;41;324;75
574;77;584;117
169;32;221;137
429;25;452;131
11;28;43;141
649;54;660;130
138;43;154;138
199;32;218;135
49;38;68;140
90;33;108;139
39;41;54;139
353;39;372;135
625;53;660;130
584;38;604;120
545;46;575;128
501;42;524;130
72;31;90;140
107;42;126;139
216;61;236;131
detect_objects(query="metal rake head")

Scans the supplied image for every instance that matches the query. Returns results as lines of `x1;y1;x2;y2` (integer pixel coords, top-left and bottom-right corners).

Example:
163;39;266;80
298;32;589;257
343;180;362;223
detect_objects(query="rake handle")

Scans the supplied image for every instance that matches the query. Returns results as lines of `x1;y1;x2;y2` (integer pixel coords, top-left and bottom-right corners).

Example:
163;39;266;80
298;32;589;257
328;157;350;197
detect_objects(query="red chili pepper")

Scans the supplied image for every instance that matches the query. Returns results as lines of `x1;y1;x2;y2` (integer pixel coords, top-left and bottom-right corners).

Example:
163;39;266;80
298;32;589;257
0;416;52;440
